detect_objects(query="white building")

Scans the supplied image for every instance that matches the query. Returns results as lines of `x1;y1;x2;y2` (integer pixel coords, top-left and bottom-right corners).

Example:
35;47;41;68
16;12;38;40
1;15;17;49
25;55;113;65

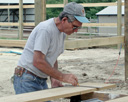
96;3;124;36
0;0;35;23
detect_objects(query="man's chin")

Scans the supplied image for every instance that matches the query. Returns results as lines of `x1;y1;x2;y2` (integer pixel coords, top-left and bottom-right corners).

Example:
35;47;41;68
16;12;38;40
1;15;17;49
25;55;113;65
66;33;73;35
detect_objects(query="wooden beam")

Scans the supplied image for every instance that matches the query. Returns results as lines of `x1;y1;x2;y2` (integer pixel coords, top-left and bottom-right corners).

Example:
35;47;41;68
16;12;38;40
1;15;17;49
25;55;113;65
0;36;124;48
117;0;122;48
64;36;124;49
0;5;19;9
23;23;35;26
82;23;119;27
63;0;68;5
46;4;64;8
117;0;122;36
19;0;23;40
0;22;18;26
23;5;34;8
0;39;26;48
0;23;120;27
0;22;35;26
34;0;46;26
63;0;69;40
125;0;128;82
0;82;115;102
0;2;125;9
81;2;124;7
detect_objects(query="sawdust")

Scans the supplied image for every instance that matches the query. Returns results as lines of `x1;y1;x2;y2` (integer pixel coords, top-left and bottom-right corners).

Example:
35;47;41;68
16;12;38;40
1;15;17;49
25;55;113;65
0;47;127;101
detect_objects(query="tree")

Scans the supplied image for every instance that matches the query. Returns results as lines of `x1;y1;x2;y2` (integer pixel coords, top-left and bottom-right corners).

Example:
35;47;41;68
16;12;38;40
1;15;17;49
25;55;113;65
46;0;117;19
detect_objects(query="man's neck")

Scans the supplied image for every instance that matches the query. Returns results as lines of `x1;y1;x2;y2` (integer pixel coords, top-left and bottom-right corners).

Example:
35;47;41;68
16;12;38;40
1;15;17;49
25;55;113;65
54;17;63;32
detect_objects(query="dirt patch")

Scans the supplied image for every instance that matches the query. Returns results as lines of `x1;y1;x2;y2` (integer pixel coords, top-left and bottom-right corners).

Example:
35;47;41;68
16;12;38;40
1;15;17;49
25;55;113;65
0;47;127;101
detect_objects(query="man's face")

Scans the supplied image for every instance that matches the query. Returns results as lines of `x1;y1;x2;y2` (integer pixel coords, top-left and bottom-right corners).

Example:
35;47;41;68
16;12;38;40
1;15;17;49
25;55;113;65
62;17;82;35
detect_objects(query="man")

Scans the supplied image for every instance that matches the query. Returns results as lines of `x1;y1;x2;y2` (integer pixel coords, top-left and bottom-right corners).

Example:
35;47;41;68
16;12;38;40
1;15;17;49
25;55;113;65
13;2;89;96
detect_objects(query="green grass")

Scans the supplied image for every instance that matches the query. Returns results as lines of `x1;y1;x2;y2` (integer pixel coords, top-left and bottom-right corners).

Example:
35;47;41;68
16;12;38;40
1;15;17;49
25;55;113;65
0;37;27;40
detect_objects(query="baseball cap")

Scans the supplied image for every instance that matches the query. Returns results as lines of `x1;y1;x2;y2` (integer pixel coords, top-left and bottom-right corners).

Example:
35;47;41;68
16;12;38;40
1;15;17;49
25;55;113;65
63;2;89;23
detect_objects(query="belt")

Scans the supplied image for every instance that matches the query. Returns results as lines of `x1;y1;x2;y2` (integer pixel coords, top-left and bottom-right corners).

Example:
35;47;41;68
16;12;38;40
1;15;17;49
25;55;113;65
14;66;47;80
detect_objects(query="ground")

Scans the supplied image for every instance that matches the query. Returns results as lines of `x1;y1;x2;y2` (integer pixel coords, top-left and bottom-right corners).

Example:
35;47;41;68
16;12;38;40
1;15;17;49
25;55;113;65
0;47;127;101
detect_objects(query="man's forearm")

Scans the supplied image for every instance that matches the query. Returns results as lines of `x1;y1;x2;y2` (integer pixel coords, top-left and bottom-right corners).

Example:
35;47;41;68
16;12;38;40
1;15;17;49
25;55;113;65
34;59;64;81
54;60;58;70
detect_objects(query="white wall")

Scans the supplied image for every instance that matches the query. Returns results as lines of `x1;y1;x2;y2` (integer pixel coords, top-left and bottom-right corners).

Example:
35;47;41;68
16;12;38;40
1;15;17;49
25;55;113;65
97;15;124;35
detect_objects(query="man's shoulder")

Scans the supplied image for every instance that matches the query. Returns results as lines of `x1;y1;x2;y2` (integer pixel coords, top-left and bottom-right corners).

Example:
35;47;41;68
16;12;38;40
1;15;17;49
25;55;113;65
39;18;54;25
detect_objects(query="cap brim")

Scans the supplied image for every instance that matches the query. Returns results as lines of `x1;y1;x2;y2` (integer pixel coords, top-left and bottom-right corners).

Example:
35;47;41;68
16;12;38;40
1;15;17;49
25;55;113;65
74;16;89;23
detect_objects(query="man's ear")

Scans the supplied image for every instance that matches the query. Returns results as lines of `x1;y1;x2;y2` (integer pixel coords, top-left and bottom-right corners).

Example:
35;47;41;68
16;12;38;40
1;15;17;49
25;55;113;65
62;17;68;23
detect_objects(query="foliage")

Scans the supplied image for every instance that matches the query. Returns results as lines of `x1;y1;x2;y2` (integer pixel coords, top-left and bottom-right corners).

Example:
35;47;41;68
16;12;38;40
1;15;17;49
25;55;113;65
46;0;117;19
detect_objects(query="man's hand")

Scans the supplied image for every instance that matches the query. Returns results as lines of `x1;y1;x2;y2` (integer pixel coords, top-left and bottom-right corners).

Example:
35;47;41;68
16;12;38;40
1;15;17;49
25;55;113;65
62;74;78;86
51;78;63;88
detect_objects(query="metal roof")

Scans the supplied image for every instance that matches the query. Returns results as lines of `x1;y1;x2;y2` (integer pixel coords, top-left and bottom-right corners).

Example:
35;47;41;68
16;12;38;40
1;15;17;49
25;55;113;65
96;6;124;16
0;0;34;4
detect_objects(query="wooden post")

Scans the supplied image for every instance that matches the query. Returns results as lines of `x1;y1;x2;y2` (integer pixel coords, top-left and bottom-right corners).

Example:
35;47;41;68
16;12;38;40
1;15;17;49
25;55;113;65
19;0;23;40
63;0;68;5
125;0;128;82
8;3;10;29
35;0;46;26
63;0;68;40
117;0;122;49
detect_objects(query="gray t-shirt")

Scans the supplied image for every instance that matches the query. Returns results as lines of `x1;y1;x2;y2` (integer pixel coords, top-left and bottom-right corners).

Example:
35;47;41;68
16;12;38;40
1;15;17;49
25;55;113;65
18;18;66;78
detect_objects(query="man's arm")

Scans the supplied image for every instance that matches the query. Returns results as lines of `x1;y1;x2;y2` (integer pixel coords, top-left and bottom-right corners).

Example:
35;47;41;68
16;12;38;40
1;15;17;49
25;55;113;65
50;60;64;88
33;51;78;86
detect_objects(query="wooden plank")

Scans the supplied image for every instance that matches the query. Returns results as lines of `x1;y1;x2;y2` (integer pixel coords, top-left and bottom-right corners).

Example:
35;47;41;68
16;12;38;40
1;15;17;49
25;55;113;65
23;23;35;26
117;0;122;49
0;22;19;26
125;0;128;82
35;0;46;26
0;23;119;27
46;4;64;8
117;0;122;36
0;5;34;9
0;2;124;9
0;82;115;102
0;22;35;26
19;0;23;40
82;23;118;27
0;36;124;48
105;96;128;102
80;2;124;7
63;0;68;5
23;5;35;8
0;39;26;48
0;5;19;9
64;36;124;49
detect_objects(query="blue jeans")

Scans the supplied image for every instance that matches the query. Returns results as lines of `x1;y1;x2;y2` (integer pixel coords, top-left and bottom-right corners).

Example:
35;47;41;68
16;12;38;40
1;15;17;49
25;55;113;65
13;70;51;102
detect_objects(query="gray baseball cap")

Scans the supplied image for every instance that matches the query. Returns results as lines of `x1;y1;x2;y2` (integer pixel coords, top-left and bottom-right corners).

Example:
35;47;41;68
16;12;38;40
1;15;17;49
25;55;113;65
63;2;89;23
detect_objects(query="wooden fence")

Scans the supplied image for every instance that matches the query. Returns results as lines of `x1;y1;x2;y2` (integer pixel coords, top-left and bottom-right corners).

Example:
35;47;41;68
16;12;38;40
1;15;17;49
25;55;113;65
0;1;124;39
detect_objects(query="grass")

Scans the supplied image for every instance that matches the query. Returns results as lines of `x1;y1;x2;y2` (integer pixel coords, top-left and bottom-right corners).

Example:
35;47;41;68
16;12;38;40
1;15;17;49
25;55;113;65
0;37;27;40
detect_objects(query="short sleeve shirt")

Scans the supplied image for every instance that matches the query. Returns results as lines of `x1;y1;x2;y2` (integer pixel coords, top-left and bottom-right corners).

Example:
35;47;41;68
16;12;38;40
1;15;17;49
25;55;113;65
18;18;66;78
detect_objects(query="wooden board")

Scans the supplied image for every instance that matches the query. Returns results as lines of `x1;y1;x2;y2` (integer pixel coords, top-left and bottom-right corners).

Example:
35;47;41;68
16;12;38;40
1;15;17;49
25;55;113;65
105;96;128;102
82;23;118;27
0;22;119;27
64;36;124;49
0;36;124;48
0;39;26;48
0;22;35;26
0;2;125;9
0;82;115;102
